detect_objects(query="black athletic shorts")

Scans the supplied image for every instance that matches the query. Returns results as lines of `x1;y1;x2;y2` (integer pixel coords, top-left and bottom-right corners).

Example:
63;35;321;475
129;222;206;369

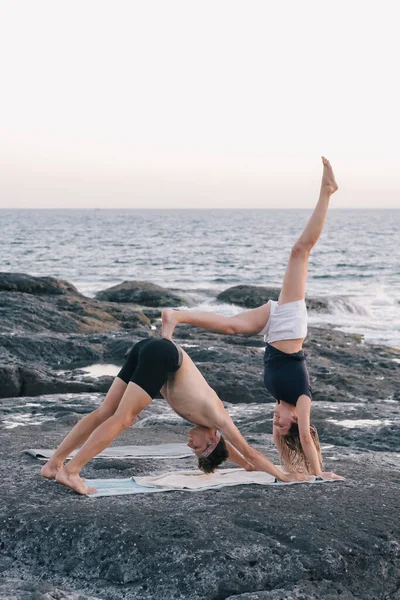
263;343;312;406
117;338;183;399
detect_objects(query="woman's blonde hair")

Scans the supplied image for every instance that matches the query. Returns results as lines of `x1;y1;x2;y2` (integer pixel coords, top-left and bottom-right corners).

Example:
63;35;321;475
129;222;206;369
278;423;323;474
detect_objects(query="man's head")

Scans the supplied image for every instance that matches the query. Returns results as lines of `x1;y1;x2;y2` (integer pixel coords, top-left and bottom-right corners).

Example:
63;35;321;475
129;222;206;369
187;425;229;473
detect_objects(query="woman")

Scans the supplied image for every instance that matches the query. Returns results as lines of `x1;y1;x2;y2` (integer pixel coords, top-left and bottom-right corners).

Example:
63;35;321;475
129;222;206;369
162;157;343;480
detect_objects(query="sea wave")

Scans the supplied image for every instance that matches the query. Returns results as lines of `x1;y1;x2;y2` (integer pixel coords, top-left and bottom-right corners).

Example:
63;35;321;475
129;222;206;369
324;297;370;316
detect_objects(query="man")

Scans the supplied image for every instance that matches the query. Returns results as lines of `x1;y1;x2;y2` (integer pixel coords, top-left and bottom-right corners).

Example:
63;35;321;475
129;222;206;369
41;337;307;494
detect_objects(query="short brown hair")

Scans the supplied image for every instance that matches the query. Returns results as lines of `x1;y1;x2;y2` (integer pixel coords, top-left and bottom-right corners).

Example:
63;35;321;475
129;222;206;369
198;436;229;473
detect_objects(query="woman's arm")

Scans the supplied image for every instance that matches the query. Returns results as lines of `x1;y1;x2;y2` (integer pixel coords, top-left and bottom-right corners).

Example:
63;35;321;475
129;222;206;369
296;396;323;476
297;396;344;479
161;304;271;339
217;411;309;482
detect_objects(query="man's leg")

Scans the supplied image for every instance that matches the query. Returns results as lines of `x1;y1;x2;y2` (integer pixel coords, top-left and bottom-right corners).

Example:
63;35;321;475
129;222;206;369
278;157;338;305
55;383;152;494
54;338;179;494
40;378;128;479
41;341;145;479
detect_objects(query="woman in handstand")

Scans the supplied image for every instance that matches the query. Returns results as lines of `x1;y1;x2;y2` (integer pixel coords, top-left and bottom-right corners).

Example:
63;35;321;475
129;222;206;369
162;157;343;480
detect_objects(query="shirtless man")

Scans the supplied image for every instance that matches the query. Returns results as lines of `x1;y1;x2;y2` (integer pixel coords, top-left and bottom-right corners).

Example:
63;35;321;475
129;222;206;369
41;337;307;494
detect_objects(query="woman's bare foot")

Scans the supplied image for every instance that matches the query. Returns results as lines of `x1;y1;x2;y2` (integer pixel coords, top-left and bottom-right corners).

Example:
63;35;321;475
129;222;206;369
40;459;63;480
161;308;179;339
321;156;338;195
55;467;96;495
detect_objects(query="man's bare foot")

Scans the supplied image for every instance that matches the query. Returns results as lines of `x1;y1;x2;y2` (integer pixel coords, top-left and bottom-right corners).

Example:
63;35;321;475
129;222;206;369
321;156;338;195
55;467;96;495
161;308;179;339
40;459;63;480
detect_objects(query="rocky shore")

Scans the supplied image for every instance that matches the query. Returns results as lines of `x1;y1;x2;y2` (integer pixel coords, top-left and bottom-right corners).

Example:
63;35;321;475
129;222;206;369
1;275;399;405
1;273;399;599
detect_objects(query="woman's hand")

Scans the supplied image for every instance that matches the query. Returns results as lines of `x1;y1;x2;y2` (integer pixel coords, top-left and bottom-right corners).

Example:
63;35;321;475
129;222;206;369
320;471;345;480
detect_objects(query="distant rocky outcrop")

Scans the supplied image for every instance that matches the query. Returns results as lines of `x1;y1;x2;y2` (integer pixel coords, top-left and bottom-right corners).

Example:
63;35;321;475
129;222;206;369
95;281;185;307
217;284;365;314
216;285;278;308
0;272;79;296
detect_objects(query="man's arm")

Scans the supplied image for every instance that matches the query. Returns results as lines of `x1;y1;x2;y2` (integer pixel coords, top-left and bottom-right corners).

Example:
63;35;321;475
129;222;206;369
217;412;309;482
225;441;256;471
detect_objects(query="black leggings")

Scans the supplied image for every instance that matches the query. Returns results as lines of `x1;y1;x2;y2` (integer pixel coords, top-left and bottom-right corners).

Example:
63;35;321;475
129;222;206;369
117;338;182;399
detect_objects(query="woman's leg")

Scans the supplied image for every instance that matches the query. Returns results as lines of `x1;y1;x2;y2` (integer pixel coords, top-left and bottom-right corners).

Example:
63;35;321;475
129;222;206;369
278;157;338;305
162;303;271;339
40;341;144;479
162;158;337;340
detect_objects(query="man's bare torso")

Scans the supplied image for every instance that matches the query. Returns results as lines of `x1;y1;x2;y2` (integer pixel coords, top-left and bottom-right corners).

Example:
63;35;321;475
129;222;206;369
160;347;225;427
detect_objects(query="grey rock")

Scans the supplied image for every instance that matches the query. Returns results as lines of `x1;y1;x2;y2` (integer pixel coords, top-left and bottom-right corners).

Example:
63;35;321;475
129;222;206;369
0;274;153;397
0;419;399;600
217;285;280;308
0;290;149;335
226;579;357;599
141;308;162;321
0;272;80;296
0;578;101;599
0;273;399;410
0;364;22;397
216;285;363;314
95;280;185;307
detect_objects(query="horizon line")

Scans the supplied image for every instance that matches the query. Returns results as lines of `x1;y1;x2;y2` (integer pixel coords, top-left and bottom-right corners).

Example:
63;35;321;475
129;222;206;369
1;207;399;211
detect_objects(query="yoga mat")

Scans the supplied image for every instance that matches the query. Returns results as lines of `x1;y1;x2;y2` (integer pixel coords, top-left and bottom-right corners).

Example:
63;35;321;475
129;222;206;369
24;443;192;460
87;468;336;498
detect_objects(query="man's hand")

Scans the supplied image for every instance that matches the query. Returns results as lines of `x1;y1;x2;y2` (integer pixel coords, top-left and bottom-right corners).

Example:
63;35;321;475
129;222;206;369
280;472;312;483
320;471;345;480
244;463;257;472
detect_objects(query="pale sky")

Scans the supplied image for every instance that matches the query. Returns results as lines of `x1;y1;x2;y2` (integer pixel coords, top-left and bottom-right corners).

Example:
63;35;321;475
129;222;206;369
1;0;399;208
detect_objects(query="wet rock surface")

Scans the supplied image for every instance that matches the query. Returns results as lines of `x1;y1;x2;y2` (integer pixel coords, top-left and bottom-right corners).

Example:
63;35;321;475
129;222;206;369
0;273;151;398
0;577;101;600
225;579;360;599
1;273;399;404
0;273;399;599
0;408;399;600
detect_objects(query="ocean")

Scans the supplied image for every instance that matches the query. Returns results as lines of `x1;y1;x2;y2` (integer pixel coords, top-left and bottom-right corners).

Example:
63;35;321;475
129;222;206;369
2;208;400;349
